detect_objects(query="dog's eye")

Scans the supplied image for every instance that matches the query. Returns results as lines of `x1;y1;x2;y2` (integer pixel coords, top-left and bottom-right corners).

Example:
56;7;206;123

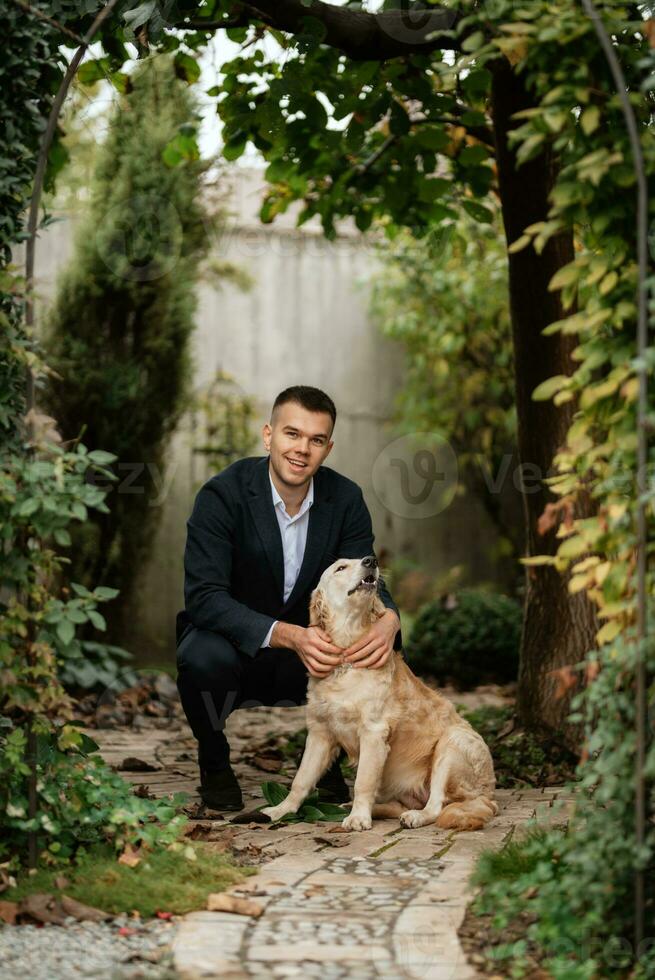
336;565;348;572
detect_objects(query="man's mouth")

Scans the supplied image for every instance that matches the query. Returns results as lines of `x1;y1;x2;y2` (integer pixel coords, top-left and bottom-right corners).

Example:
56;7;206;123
348;574;378;596
286;457;308;472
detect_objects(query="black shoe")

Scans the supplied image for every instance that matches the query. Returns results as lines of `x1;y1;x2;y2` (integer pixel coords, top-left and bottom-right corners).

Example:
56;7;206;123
316;757;350;804
198;766;243;811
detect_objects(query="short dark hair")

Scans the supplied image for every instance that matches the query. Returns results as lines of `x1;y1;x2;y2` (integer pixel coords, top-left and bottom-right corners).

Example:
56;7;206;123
271;386;337;433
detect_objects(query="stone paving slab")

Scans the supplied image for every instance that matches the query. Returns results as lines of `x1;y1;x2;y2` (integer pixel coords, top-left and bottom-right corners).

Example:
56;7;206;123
90;699;576;979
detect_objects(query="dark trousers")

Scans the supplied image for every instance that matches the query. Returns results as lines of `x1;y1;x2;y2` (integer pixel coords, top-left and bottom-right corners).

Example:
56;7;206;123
176;626;309;772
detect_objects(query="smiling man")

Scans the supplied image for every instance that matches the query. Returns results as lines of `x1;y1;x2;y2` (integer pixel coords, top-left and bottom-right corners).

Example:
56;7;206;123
175;385;402;811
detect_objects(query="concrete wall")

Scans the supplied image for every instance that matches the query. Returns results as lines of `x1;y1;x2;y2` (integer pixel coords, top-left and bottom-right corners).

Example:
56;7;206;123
32;168;504;664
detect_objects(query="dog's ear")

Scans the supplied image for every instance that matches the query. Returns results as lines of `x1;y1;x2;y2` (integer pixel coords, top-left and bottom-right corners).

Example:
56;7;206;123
309;588;328;629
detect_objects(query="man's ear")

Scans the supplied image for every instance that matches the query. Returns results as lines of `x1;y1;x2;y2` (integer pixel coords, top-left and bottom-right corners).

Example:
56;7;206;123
309;588;327;629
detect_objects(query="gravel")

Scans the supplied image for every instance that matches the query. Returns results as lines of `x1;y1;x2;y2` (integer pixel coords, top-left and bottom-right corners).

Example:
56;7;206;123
0;916;178;980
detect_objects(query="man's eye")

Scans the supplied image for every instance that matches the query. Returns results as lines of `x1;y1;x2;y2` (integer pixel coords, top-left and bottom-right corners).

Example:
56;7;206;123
336;565;347;572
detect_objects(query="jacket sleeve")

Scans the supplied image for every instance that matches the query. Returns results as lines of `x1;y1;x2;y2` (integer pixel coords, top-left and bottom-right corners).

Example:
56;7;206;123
338;488;403;652
183;480;276;657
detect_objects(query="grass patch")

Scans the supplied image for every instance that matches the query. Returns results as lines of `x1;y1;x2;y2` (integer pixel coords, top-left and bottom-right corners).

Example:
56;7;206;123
471;826;553;886
4;842;252;918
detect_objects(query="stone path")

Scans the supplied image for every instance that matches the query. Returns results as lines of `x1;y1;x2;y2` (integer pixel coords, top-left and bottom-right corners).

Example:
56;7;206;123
90;693;575;980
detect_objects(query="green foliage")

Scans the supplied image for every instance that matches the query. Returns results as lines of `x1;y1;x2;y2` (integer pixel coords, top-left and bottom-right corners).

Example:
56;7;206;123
58;641;137;693
0;717;188;867
41;56;216;640
463;705;578;788
370;214;522;575
0;9;62;450
260;782;349;823
406;590;522;689
371;214;515;472
471;632;655;979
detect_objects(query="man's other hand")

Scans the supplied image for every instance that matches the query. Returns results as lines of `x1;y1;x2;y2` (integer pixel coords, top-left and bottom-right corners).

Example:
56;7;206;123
293;625;344;678
342;610;400;670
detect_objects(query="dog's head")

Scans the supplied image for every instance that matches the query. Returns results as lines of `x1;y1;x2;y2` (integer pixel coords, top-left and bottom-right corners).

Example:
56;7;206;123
309;556;385;631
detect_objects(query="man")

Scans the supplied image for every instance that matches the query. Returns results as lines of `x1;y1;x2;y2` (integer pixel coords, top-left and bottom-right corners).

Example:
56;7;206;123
176;385;402;810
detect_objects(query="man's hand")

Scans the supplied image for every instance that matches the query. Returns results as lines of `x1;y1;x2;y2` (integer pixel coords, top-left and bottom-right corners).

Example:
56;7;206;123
271;622;344;678
342;610;400;670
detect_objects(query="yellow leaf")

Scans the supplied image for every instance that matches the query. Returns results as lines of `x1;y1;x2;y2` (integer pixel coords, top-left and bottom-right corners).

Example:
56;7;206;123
558;535;587;559
580;106;600;135
596;619;622;645
548;262;581;291
594;561;612;585
532;375;570;401
508;234;532;253
599;271;618;295
520;555;555;566
569;573;592;593
572;556;601;573
620;378;639;402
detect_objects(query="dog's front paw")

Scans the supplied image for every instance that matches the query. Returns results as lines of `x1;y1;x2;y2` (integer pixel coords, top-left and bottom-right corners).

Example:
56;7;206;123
262;803;293;822
342;811;372;832
400;809;431;829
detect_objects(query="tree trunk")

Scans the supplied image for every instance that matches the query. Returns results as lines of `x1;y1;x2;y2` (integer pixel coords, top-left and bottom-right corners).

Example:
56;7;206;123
490;59;598;744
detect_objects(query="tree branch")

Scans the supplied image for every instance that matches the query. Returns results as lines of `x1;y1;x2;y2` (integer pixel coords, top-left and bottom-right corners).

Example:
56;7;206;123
178;0;462;59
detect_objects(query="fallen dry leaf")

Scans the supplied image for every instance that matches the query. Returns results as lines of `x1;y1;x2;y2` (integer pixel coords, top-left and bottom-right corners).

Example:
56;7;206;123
313;834;352;847
229;810;271;825
19;893;66;926
60;895;111;922
250;754;283;773
117;757;160;772
53;875;70;890
207;893;263;917
118;843;142;868
0;900;18;925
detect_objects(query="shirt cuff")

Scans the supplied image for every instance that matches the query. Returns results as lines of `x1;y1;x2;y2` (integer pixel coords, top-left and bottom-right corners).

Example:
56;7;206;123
261;620;278;648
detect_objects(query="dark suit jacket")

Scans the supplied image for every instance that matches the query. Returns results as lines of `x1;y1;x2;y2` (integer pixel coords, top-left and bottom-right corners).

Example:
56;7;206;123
176;454;402;657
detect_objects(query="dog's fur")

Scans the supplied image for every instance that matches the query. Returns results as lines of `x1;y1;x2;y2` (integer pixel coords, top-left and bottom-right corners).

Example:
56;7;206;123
262;558;498;832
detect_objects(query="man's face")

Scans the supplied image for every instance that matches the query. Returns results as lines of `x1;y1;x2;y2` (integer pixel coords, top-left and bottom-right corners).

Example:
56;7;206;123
263;402;334;489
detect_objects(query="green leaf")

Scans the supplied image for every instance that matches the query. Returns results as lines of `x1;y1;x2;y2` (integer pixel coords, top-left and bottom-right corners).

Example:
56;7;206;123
299;804;326;822
261;782;289;806
57;619;75;646
415;127;449;152
461;199;494;223
174;53;201;85
87;450;117;466
94;586;120;601
88;610;107;632
54;528;71;547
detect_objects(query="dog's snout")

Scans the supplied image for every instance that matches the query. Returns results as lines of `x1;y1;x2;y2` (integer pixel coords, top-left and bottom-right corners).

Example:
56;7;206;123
361;556;378;569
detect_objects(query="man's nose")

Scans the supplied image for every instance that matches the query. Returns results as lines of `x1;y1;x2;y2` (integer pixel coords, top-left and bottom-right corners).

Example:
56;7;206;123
361;556;378;568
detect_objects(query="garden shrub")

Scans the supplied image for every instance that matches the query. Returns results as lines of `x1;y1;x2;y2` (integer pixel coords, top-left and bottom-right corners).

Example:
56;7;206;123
471;630;655;979
405;590;522;689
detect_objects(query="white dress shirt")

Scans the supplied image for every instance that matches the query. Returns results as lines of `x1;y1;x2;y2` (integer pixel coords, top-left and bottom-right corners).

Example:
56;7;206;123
260;470;314;648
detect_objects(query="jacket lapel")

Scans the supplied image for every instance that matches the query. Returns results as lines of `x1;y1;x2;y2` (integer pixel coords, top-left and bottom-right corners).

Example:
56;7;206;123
246;456;334;612
246;457;285;601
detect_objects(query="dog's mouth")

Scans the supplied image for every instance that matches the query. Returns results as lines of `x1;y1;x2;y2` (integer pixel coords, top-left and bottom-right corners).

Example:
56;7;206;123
347;573;378;596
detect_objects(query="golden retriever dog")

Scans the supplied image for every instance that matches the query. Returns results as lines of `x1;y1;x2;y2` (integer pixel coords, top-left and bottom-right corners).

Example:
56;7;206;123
262;556;498;832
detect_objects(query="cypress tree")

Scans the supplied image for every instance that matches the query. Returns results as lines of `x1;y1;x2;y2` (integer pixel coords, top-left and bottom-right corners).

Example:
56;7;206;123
43;56;213;643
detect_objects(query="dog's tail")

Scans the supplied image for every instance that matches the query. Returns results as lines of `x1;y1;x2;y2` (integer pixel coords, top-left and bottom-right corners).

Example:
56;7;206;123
436;795;498;832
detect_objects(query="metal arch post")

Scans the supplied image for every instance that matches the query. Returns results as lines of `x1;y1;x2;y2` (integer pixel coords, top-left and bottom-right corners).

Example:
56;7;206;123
579;0;650;955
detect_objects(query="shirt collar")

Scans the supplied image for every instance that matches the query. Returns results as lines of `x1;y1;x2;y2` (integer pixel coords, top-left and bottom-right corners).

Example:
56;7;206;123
269;469;314;517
